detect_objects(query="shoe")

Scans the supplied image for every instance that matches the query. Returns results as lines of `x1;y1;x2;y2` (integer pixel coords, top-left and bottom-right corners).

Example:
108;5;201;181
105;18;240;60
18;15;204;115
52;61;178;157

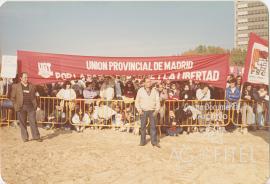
45;125;51;130
152;143;161;148
64;127;71;131
23;139;29;142
34;138;43;142
139;143;146;146
258;127;264;130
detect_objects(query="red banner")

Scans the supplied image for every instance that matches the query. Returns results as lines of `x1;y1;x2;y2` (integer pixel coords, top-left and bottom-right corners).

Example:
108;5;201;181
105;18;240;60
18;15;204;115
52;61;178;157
17;50;230;88
242;32;268;85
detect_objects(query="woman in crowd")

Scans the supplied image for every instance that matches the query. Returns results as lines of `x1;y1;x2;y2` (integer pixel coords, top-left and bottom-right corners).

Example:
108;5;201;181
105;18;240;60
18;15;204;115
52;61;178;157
123;80;136;99
83;81;99;99
84;104;98;127
253;84;269;129
100;77;114;101
241;83;255;130
157;83;168;125
114;76;125;100
180;84;194;100
56;81;77;130
56;81;76;101
168;82;179;100
236;75;242;89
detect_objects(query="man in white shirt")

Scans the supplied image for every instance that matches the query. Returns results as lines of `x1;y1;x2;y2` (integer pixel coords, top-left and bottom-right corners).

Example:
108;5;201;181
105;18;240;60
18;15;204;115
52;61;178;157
135;78;160;148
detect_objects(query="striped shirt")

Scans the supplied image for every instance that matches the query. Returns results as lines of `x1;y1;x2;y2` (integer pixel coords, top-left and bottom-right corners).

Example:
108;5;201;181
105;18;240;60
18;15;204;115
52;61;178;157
22;84;32;106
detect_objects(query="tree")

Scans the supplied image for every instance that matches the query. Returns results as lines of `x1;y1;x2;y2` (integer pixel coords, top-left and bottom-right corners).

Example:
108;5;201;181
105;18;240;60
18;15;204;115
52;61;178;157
229;48;247;66
182;45;227;56
181;45;247;66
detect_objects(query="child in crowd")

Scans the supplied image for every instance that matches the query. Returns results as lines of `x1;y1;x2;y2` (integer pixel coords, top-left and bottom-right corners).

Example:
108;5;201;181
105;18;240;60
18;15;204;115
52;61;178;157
112;104;125;131
168;83;179;100
84;104;98;128
96;101;116;129
166;110;183;136
71;107;91;132
47;103;67;129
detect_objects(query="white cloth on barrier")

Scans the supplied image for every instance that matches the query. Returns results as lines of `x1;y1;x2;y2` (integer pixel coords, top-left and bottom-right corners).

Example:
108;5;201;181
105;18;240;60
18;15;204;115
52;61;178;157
97;105;116;120
183;105;202;120
72;113;91;124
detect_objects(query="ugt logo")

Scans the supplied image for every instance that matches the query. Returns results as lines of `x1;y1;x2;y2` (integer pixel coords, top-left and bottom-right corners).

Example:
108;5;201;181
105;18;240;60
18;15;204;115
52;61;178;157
38;62;54;78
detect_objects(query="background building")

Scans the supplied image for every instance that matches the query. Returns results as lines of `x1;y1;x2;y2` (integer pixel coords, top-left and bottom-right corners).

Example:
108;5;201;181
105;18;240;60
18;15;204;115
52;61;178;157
235;1;269;50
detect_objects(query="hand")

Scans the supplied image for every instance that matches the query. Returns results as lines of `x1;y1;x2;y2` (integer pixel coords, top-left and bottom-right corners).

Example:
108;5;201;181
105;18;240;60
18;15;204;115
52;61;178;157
138;109;143;115
202;89;207;94
245;96;251;100
154;110;159;116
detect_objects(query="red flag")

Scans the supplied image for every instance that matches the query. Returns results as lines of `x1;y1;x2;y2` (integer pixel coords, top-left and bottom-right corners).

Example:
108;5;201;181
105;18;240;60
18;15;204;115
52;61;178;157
242;32;268;85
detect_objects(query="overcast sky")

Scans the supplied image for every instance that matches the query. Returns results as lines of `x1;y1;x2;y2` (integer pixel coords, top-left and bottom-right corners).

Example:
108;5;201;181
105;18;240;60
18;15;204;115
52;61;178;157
0;1;234;57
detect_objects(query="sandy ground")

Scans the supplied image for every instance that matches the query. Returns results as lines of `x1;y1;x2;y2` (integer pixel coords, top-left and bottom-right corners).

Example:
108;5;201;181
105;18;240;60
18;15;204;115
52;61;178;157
0;126;269;184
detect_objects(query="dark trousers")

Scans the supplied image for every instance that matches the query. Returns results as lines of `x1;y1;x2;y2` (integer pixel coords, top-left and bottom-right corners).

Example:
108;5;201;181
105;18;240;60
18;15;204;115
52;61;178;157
166;127;182;136
224;109;237;131
140;110;157;145
17;105;40;141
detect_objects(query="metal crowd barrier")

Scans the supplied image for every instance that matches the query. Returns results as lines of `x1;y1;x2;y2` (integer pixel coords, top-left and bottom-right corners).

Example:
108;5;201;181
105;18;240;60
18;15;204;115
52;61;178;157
1;96;269;132
0;97;11;127
0;96;18;127
231;100;269;128
162;99;230;127
36;97;69;128
67;98;139;129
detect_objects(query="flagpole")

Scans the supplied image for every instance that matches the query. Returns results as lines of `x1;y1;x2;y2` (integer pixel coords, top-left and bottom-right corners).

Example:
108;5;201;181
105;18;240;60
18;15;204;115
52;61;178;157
237;83;244;111
5;78;8;96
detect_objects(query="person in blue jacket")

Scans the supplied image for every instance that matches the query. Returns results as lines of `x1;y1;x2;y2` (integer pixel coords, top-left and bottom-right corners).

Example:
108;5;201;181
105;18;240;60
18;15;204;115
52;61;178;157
226;78;241;104
225;78;240;131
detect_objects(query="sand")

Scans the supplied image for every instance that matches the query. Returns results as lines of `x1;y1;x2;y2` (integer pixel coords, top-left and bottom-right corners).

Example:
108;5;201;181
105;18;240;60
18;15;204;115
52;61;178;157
0;126;269;184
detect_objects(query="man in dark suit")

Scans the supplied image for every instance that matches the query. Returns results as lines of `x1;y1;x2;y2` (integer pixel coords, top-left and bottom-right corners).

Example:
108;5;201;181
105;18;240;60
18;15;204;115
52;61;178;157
10;72;42;142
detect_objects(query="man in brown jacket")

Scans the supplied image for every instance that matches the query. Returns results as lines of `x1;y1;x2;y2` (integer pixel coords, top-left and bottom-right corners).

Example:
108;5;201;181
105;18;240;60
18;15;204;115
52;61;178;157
11;72;42;142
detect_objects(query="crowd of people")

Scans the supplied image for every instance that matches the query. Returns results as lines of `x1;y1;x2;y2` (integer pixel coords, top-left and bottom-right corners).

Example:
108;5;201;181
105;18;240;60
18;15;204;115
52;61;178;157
0;73;269;137
226;74;269;131
32;75;224;134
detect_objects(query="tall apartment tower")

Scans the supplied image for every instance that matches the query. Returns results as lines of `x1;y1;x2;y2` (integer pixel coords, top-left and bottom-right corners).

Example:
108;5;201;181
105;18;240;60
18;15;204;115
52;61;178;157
235;1;269;50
